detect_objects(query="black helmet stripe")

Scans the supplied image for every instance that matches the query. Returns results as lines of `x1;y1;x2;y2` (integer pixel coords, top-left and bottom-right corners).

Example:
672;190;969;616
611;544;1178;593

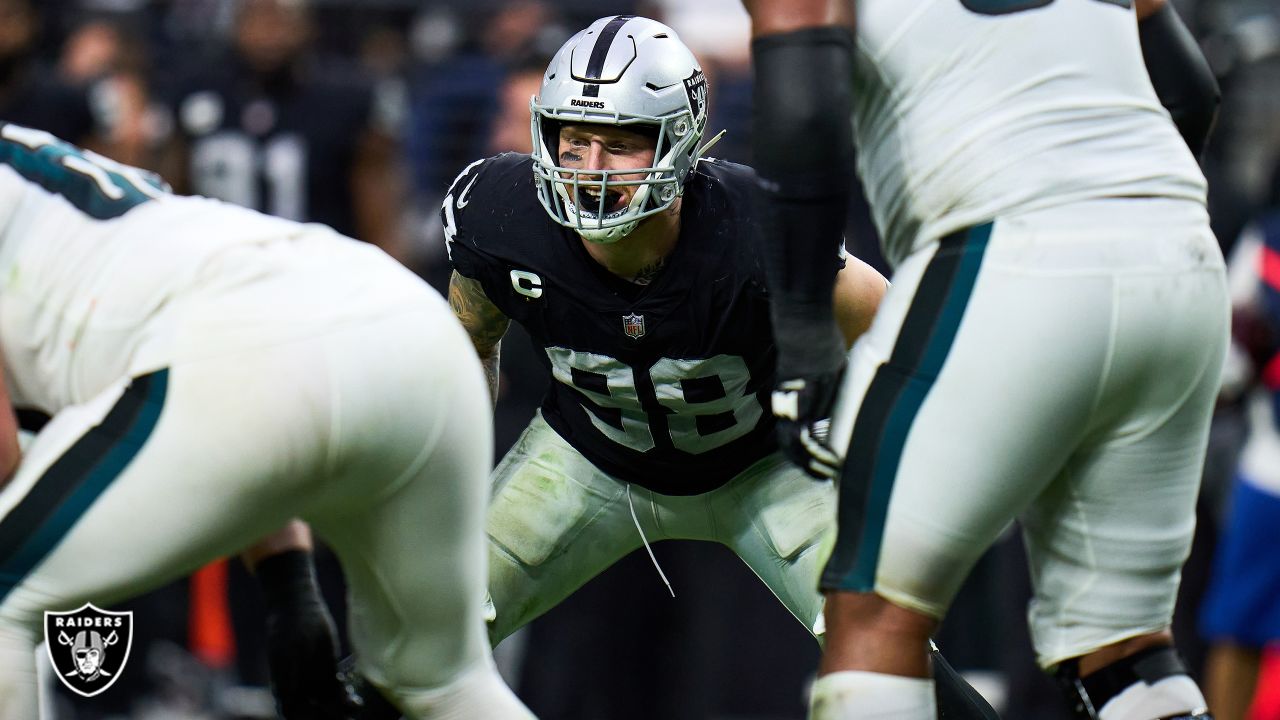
582;15;636;97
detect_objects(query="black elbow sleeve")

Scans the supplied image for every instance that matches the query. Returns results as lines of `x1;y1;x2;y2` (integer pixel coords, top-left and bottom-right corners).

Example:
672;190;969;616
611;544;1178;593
1140;2;1221;157
752;27;857;198
750;27;857;374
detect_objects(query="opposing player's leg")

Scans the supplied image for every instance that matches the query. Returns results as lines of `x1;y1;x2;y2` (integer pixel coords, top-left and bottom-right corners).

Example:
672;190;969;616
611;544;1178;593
1029;303;1225;719
815;201;1226;720
1022;211;1225;720
484;412;647;645
308;305;529;719
0;350;336;720
815;223;1043;719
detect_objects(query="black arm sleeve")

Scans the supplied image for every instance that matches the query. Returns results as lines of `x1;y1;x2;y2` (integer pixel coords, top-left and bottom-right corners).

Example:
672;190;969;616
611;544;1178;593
751;26;856;377
1139;2;1220;157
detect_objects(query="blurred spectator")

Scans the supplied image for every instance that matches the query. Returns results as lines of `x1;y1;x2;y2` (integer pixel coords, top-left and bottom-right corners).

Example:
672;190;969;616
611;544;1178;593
651;0;749;66
406;0;563;210
164;0;408;260
1198;170;1280;720
1197;2;1280;251
485;55;543;157
58;16;163;168
0;0;110;153
404;1;569;291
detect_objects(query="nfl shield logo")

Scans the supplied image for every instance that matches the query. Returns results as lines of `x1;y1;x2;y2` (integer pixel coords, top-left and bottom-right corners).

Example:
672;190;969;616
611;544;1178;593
44;603;133;697
622;313;646;339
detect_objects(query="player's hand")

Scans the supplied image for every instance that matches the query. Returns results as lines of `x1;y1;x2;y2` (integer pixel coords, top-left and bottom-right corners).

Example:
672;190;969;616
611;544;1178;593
256;550;353;720
771;365;845;479
265;594;352;720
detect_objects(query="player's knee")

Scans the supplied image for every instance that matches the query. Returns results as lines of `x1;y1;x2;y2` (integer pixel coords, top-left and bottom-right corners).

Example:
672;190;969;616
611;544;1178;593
1054;645;1211;720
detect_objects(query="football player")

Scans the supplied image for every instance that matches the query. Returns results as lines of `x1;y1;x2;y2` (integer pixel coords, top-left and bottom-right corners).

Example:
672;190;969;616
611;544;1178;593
0;123;530;720
443;16;997;718
741;0;1225;718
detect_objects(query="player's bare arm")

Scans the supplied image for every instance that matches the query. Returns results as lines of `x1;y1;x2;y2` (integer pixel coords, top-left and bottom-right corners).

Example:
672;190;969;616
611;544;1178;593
241;519;313;570
742;0;854;36
1134;0;1220;155
448;270;511;403
242;521;350;718
745;0;859;481
833;256;888;349
1134;0;1165;20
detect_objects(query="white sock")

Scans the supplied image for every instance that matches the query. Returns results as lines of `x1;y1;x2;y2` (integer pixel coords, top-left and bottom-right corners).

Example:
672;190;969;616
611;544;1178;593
809;670;936;720
1098;675;1208;720
390;657;535;720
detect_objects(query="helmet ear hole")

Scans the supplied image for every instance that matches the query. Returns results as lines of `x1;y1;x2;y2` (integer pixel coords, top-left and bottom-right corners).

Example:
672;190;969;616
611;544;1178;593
540;119;563;165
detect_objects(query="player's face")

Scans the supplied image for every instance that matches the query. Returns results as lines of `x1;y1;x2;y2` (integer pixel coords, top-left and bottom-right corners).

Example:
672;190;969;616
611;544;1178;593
0;0;35;59
557;124;657;216
236;0;310;74
75;648;100;674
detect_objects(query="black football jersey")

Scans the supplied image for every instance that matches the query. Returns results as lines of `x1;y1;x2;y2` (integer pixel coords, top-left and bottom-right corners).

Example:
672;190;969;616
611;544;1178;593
168;60;380;236
445;153;793;495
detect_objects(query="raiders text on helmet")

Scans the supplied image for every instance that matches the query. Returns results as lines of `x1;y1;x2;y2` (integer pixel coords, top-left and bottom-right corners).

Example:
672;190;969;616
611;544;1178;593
531;15;710;243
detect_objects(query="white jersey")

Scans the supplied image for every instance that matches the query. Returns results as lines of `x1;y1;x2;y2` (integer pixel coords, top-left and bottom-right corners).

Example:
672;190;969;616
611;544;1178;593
854;0;1208;265
0;124;302;412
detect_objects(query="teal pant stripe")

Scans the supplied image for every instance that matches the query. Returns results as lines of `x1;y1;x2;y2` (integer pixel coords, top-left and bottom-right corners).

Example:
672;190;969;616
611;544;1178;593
0;370;169;605
822;224;992;592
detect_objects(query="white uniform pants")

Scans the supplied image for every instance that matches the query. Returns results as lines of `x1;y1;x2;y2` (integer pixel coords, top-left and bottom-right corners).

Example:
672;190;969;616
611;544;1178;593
485;411;835;644
0;232;530;719
823;198;1228;668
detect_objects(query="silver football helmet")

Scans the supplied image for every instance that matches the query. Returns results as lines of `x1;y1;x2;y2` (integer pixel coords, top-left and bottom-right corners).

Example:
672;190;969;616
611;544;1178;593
531;16;710;243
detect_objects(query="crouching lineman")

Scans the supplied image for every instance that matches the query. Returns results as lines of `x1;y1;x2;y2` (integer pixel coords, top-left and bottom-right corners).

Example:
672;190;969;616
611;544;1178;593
0;123;531;720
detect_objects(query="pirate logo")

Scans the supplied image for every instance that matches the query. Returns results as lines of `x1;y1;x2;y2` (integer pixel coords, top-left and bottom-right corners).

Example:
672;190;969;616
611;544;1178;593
622;313;646;340
683;69;709;133
44;603;133;697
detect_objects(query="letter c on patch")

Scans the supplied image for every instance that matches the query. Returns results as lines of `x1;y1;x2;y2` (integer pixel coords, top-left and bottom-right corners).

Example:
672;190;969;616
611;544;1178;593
510;269;543;299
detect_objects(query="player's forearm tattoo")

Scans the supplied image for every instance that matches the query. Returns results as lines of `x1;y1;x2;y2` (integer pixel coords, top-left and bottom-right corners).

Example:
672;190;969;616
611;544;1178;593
448;271;510;401
479;342;502;404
